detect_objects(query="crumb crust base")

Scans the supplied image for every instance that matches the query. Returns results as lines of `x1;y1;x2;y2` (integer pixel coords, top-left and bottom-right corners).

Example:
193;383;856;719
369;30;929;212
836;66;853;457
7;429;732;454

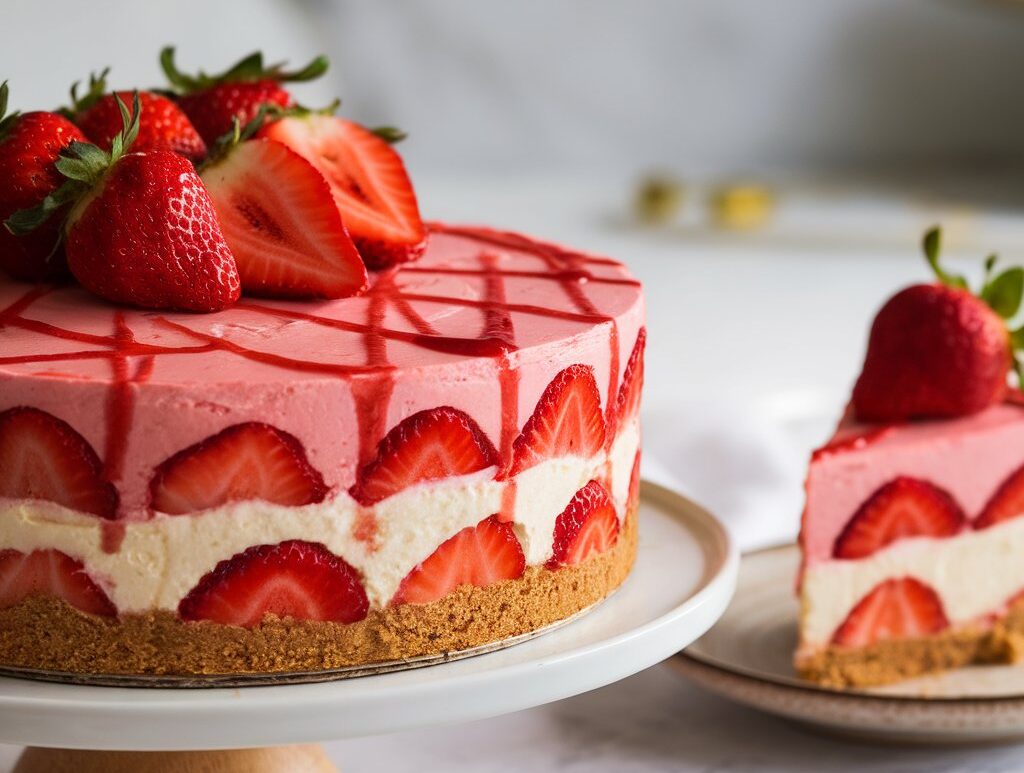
0;509;637;677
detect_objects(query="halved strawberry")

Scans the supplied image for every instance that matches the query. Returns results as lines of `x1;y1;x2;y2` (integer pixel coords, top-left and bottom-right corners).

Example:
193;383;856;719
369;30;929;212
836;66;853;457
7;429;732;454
390;515;525;606
350;407;498;506
178;540;368;627
258;115;426;268
627;450;641;510
547;480;620;569
0;406;116;518
975;463;1024;531
510;365;606;476
831;577;949;647
201;138;367;299
150;422;327;515
832;477;964;560
0;548;115;616
612;328;646;434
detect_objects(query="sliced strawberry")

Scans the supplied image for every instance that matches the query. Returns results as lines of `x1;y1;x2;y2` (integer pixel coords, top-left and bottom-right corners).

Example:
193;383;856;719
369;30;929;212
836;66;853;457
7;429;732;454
612;327;646;434
0;407;116;518
975;463;1024;530
547;480;620;569
201;138;367;299
0;548;115;616
258;115;426;268
831;577;949;647
178;540;368;627
832;477;964;560
627;450;641;510
150;422;327;515
351;407;498;505
390;515;525;606
510;365;606;476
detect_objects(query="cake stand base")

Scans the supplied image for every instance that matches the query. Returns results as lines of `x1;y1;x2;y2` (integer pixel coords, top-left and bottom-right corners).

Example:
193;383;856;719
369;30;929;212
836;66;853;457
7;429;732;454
13;744;337;772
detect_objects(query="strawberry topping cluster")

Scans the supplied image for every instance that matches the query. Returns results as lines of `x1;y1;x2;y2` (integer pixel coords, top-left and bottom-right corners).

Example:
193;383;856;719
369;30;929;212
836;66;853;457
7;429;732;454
0;49;427;311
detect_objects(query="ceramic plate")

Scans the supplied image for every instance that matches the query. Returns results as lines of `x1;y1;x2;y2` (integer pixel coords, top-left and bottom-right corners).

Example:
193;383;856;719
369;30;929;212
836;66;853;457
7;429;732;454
0;482;738;751
670;544;1024;744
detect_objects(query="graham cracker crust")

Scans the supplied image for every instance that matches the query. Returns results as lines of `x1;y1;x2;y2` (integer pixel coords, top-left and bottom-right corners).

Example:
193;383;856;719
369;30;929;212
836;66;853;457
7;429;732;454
0;509;637;676
796;602;1024;688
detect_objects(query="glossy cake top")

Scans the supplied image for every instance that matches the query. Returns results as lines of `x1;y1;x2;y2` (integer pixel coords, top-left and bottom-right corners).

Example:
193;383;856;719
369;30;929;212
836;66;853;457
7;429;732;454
0;224;642;384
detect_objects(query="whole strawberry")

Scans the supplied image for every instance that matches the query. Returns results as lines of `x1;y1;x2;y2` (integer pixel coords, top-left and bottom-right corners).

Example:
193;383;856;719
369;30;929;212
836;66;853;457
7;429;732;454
0;81;86;281
160;47;328;145
68;71;206;162
852;228;1020;421
6;94;240;312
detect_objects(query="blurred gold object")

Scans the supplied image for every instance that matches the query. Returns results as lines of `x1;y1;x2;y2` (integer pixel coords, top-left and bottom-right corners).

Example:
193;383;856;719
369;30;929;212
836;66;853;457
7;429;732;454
634;175;685;225
709;183;775;230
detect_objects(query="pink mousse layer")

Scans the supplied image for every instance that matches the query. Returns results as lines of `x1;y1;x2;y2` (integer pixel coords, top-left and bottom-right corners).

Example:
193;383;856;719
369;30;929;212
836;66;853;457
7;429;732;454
0;224;645;518
801;402;1024;567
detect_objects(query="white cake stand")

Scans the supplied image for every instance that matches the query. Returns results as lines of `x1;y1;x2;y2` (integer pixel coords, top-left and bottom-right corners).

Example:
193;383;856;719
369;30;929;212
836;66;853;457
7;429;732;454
0;482;737;773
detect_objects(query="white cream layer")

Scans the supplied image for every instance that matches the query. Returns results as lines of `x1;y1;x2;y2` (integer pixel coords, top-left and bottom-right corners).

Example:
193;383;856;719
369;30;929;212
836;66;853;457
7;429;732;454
0;419;640;612
800;513;1024;648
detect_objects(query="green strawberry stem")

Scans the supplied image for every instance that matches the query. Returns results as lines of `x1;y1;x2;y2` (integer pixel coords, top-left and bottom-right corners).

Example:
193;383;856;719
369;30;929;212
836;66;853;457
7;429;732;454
370;126;408;144
925;225;1024;385
0;81;20;141
4;92;141;236
58;68;111;119
160;47;329;93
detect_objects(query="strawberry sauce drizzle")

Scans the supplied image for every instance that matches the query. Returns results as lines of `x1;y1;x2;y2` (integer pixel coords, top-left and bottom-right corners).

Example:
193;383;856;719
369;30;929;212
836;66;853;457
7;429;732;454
0;225;637;538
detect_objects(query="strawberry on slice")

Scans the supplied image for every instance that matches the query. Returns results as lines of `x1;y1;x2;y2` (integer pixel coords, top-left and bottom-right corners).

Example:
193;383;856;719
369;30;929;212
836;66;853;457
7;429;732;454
0;406;117;518
201;137;367;299
161;47;328;145
975;463;1024;530
0;81;86;281
511;365;606;476
7;94;241;312
853;227;1019;421
258;115;426;269
831;577;949;648
66;70;206;162
351;407;498;506
612;327;646;434
0;548;115;616
832;477;964;560
150;422;327;515
547;480;620;569
178;540;368;627
390;515;525;606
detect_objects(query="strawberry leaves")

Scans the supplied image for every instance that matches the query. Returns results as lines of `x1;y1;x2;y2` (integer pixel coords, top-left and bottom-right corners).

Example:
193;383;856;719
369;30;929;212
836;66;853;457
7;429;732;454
924;225;1024;386
0;81;20;141
160;47;329;93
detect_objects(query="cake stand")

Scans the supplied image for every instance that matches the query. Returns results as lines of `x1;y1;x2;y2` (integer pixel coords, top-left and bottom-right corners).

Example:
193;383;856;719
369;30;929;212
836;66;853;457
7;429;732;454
0;482;737;772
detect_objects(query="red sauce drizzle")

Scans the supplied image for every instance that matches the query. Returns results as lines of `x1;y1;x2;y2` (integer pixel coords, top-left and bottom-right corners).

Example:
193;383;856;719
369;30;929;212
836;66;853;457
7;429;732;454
0;225;638;546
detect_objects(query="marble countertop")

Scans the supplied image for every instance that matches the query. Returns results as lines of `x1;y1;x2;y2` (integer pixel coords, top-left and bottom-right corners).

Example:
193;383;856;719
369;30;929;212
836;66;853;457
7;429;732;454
5;175;1024;770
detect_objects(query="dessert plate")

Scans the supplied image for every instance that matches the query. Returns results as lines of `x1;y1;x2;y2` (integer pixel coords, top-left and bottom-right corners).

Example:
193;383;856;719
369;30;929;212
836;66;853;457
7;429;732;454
0;482;737;751
670;544;1024;744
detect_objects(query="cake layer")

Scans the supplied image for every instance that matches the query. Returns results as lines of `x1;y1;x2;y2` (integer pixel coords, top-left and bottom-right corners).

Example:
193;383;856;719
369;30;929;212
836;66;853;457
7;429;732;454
800;513;1024;648
0;224;644;517
801;402;1024;567
0;419;639;611
0;507;638;676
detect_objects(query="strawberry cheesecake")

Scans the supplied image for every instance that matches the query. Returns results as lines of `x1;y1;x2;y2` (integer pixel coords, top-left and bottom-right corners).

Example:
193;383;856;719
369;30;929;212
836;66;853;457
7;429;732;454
797;229;1024;687
0;51;645;677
